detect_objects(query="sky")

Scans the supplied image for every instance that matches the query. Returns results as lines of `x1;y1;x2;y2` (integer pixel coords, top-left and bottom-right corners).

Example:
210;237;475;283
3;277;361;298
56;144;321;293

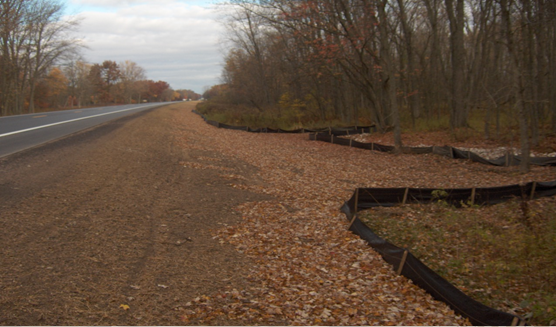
65;0;227;94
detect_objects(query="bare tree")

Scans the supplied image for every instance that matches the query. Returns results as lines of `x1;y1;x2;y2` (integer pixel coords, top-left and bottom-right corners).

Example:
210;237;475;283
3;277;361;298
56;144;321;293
63;58;92;108
119;60;146;104
0;0;81;115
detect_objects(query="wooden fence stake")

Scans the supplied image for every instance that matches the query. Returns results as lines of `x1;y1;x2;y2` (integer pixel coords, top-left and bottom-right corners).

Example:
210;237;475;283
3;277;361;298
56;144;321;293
349;139;353;147
402;188;409;205
530;181;537;200
354;188;359;215
331;135;334;144
347;189;360;230
397;250;409;275
471;188;476;206
348;214;358;230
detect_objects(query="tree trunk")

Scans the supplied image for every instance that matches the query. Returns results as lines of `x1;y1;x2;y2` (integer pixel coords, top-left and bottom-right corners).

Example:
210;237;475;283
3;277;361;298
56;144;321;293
500;0;530;173
445;0;468;130
378;0;401;151
397;0;420;124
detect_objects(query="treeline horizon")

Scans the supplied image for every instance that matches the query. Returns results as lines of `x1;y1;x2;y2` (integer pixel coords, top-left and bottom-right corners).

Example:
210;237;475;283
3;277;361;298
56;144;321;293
33;59;201;112
202;0;556;172
1;0;200;117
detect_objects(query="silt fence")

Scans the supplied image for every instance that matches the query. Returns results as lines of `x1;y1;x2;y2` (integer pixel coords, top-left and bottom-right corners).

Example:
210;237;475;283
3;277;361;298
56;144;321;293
341;180;556;326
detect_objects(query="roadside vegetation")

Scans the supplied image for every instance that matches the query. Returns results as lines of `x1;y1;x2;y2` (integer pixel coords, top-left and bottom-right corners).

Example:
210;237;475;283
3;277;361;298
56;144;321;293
359;197;556;326
204;0;556;173
199;2;556;324
0;0;200;117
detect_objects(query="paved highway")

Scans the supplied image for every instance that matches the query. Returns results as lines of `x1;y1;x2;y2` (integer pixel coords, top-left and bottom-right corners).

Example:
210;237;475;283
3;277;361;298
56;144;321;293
0;103;170;158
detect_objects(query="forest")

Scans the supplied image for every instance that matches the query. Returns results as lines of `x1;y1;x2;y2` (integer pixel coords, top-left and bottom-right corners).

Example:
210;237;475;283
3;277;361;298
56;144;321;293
0;0;199;118
200;0;556;172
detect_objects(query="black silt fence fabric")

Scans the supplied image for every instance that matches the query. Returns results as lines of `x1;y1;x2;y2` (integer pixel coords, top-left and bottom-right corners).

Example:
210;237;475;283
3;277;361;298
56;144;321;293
192;110;375;135
341;180;556;326
311;133;556;167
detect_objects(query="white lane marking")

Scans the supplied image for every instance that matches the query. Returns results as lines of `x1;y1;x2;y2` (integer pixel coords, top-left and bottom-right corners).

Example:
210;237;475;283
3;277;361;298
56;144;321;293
0;105;157;138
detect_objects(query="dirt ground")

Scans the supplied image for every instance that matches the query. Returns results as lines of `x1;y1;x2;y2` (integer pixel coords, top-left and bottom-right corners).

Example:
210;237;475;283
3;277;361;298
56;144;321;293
0;104;270;325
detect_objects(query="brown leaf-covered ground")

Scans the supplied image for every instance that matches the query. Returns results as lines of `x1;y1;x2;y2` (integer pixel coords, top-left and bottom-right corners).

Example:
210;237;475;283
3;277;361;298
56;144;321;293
173;103;556;325
1;102;555;325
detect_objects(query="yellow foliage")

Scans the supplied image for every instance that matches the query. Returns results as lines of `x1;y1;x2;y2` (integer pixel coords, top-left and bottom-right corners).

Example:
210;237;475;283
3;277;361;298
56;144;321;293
47;67;68;97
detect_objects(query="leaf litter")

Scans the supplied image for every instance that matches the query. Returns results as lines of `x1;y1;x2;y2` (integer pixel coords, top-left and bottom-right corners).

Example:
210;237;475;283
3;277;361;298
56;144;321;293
173;107;556;325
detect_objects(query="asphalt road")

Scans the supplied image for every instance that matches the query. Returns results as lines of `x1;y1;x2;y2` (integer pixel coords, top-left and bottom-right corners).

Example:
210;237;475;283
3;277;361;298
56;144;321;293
0;103;171;158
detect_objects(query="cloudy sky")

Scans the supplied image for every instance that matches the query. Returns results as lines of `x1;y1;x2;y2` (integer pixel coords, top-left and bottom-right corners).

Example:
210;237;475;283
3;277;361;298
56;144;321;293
65;0;227;94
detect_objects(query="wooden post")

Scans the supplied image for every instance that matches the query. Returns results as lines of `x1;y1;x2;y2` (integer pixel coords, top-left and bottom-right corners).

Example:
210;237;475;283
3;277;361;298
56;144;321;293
530;181;537;200
397;250;409;275
349;139;353;147
331;135;334;144
354;188;359;215
347;189;360;230
402;188;409;205
348;214;358;230
471;188;476;206
371;143;374;151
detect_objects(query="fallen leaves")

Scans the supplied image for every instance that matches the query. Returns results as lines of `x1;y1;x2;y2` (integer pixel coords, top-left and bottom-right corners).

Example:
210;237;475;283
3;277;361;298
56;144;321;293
171;107;556;325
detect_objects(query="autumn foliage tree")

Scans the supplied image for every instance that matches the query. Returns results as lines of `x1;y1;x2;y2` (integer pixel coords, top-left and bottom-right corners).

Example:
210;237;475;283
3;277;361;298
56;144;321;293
213;0;556;171
6;59;177;113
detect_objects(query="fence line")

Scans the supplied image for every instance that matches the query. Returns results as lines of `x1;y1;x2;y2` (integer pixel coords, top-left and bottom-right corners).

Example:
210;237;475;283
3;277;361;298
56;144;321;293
192;110;376;135
193;109;553;324
341;180;556;326
310;133;556;167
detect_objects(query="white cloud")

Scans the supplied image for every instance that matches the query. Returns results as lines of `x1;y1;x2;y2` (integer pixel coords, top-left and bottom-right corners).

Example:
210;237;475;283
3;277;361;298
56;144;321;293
67;0;225;93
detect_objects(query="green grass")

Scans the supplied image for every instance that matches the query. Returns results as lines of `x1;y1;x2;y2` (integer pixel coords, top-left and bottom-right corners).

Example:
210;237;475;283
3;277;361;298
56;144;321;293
359;197;556;325
196;102;368;130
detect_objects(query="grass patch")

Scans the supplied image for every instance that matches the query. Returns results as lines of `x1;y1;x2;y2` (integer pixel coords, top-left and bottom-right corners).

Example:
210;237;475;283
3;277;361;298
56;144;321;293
196;101;370;130
359;196;556;326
